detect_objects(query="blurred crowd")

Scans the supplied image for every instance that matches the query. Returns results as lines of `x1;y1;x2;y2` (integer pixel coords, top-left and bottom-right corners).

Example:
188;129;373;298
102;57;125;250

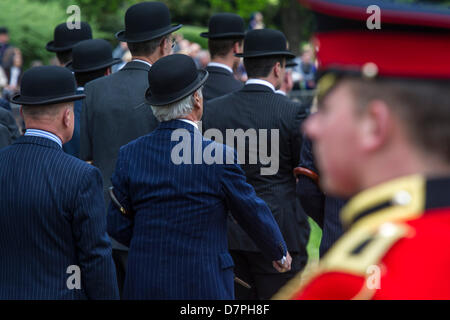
0;12;317;119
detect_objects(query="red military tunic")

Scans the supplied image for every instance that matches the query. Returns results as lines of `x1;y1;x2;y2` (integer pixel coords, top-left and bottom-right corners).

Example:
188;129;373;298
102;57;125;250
274;175;450;300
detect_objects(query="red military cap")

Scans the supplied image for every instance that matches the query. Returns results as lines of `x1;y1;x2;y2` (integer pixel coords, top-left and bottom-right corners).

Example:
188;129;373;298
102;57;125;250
298;0;450;80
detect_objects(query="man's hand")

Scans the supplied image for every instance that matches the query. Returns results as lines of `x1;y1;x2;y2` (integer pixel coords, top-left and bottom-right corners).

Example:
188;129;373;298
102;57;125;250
272;251;292;273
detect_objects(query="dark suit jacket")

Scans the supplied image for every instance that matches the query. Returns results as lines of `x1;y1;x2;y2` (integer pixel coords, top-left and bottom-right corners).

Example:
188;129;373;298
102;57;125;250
0;136;119;299
202;84;310;260
107;120;287;300
0;107;20;147
296;135;345;256
203;65;243;101
0;124;10;148
80;61;159;203
63;88;84;158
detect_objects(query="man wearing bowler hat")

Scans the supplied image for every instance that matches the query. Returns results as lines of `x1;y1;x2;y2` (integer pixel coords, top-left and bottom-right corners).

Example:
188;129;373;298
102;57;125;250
79;1;181;294
200;13;245;101
202;29;310;300
46;22;93;67
64;39;121;158
107;54;291;299
0;66;118;299
274;0;450;300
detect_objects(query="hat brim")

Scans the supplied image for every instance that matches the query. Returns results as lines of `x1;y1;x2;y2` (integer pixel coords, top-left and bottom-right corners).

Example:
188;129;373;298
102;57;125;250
10;93;86;106
200;32;245;39
115;24;182;43
46;41;76;53
66;58;122;73
235;51;296;59
146;69;209;106
286;61;298;68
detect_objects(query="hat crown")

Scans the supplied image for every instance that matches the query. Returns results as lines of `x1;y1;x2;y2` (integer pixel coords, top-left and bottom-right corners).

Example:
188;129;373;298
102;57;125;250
125;2;172;36
244;29;288;55
72;39;113;71
148;54;198;98
208;13;244;36
53;22;92;48
20;66;76;102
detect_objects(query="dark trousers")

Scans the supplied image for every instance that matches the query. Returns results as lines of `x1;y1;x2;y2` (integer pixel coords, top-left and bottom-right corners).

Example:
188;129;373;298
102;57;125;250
230;250;306;300
112;249;128;298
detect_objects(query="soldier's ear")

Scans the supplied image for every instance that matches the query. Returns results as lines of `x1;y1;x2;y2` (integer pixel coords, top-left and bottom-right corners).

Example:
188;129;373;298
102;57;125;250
360;100;393;153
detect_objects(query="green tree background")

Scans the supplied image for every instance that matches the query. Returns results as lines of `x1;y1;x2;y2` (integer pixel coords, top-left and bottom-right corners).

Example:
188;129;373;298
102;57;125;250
1;0;449;68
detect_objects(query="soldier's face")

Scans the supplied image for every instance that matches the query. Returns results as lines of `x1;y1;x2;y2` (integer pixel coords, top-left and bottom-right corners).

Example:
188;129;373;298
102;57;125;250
304;82;365;197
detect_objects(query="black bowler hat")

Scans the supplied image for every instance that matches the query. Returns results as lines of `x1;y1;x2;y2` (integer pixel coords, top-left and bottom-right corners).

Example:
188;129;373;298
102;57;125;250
10;66;85;106
46;22;93;52
116;2;182;43
67;39;122;73
200;13;245;39
235;29;295;59
145;54;208;106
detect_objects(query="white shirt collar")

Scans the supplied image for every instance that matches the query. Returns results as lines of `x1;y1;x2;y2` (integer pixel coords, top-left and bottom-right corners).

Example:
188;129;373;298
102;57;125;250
177;119;199;130
24;129;63;148
245;79;276;92
77;87;84;91
276;89;287;96
132;59;152;68
207;62;233;74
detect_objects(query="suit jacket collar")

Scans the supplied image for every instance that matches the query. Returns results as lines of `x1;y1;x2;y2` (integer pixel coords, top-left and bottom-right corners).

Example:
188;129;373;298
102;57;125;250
242;83;276;93
158;119;197;133
14;135;62;150
121;60;151;72
206;65;233;76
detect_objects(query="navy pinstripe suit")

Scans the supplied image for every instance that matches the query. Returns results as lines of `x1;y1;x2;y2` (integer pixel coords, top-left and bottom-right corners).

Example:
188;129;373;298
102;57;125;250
107;120;286;300
0;136;119;299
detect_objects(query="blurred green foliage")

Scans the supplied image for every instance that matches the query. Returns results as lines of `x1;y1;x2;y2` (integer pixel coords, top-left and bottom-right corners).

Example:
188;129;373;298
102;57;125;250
176;26;208;49
3;0;450;68
307;217;322;262
0;0;67;66
0;0;107;67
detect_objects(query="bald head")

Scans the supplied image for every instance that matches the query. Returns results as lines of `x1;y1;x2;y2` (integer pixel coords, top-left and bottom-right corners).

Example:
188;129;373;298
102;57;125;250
21;102;75;144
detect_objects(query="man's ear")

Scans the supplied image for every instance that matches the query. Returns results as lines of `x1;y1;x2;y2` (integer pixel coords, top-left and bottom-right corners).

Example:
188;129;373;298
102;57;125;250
232;41;240;54
105;67;112;76
360;100;393;152
63;107;72;128
193;91;202;109
160;37;170;56
273;62;282;78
